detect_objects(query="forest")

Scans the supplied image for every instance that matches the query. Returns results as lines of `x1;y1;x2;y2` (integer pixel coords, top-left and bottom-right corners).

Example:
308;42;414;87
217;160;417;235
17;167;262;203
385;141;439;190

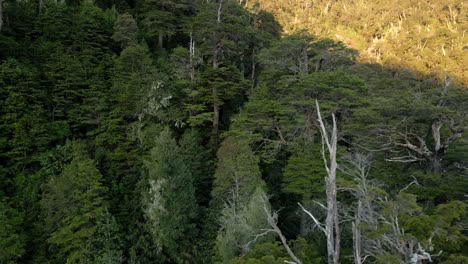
0;0;467;263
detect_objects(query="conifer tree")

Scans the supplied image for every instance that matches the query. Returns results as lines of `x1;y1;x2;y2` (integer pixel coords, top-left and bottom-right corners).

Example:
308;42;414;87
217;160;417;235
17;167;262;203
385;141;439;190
41;142;107;263
144;128;198;263
212;137;272;262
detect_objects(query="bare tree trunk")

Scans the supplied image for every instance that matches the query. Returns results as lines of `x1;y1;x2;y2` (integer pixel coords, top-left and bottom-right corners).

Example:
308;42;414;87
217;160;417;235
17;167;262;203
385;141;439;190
299;101;340;264
217;0;223;23
316;100;340;264
352;220;362;264
261;196;303;264
213;97;220;136
39;0;44;14
251;48;256;88
158;30;163;50
211;0;223;140
189;32;195;82
339;153;379;264
294;101;341;264
212;47;220;138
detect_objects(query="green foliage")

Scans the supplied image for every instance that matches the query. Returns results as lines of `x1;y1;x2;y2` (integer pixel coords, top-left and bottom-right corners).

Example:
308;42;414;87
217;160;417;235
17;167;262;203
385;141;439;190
258;32;313;79
41;141;108;263
0;1;466;263
0;199;25;263
143;128;198;262
139;0;189;49
215;188;273;263
231;241;290;264
0;58;49;167
112;13;138;48
282;143;325;199
211;137;264;207
187;66;249;128
82;208;124;263
432;201;468;253
231;237;320;264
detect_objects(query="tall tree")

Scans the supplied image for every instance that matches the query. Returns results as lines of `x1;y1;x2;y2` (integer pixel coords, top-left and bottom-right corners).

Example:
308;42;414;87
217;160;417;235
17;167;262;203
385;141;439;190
299;101;340;264
41;141;108;263
191;0;253;138
211;137;271;262
139;0;189;50
0;198;25;263
143;128;198;263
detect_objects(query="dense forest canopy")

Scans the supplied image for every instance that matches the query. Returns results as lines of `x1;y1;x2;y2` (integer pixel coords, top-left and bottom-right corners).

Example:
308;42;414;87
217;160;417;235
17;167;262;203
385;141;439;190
0;0;466;263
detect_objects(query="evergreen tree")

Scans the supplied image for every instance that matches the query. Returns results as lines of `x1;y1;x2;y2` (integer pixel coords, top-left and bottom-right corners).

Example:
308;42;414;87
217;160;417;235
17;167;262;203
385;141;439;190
139;0;189;50
41;142;107;263
143;128;198;263
0;198;25;263
212;137;272;262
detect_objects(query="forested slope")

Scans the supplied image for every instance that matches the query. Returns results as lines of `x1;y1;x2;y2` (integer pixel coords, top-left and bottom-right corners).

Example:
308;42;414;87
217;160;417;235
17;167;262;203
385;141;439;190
0;0;466;263
251;0;467;86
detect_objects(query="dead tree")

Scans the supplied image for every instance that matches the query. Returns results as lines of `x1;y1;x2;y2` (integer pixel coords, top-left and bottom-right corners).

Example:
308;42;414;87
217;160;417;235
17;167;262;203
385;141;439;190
342;153;442;263
340;153;375;264
189;32;195;82
385;75;466;172
299;100;340;264
244;194;303;264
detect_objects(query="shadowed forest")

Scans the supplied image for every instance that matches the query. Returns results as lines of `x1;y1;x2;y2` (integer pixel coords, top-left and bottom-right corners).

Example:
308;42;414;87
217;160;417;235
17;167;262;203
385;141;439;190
0;0;466;263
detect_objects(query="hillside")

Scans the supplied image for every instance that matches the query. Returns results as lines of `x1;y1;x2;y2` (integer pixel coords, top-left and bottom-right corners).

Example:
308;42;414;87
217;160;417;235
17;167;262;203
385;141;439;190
0;0;467;263
251;0;467;85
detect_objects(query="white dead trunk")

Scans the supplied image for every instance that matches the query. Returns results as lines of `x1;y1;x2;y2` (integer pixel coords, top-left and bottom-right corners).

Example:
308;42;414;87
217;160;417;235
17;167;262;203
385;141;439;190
340;153;375;264
217;0;223;23
316;100;340;264
300;100;340;264
255;194;303;264
189;32;195;82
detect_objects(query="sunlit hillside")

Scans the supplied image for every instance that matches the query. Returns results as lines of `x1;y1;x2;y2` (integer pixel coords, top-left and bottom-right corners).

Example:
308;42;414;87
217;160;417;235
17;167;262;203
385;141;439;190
250;0;467;85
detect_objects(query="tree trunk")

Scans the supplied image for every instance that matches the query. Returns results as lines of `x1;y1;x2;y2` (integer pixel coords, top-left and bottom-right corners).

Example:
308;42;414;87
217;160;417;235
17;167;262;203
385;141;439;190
316;100;340;264
158;30;163;50
212;96;220;138
39;0;44;14
211;48;220;139
352;222;362;264
211;0;223;140
251;49;256;88
189;32;195;82
301;46;309;74
431;154;442;173
217;0;223;23
263;197;303;264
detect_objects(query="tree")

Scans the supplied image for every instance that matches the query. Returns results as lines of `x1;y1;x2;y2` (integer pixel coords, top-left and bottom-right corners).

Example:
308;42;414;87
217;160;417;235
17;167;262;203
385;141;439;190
112;13;138;48
191;0;253;138
299;101;340;264
0;199;25;263
351;74;467;172
186;65;248;135
212;137;271;262
143;128;198;263
216;188;273;262
82;208;124;264
41;141;108;263
258;33;313;82
139;0;189;50
232;68;365;161
340;153;451;263
211;137;264;208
